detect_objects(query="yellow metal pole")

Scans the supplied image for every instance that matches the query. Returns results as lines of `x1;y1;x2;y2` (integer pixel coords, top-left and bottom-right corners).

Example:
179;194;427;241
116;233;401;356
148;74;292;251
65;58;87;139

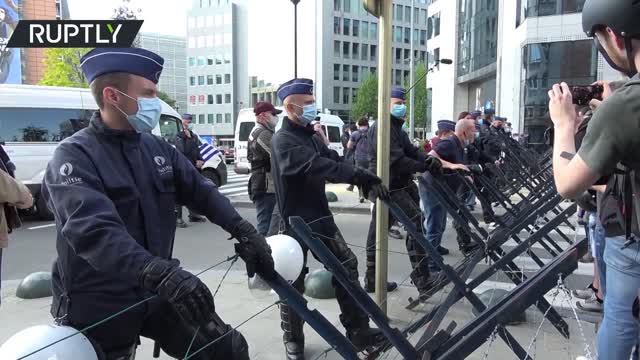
375;0;393;313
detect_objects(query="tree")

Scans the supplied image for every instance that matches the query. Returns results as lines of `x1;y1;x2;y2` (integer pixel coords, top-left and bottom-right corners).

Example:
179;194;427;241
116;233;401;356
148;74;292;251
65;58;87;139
113;0;142;47
40;48;90;88
405;62;428;132
157;90;176;108
350;73;378;122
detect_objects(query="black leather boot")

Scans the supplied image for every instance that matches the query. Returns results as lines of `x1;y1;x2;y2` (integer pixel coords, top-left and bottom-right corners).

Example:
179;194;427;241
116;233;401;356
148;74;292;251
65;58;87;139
280;303;305;360
347;326;386;351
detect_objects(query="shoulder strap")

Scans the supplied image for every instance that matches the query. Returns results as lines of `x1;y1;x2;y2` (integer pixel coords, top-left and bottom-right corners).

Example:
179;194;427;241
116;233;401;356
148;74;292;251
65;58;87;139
630;169;640;236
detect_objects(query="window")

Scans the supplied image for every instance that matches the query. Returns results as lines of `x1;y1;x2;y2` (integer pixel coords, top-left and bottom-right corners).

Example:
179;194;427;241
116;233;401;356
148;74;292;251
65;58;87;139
198;95;205;104
343;87;350;104
0;108;89;142
404;70;410;83
190;95;196;105
420;9;427;25
370;22;378;39
395;48;401;64
207;75;214;85
216;114;223;124
370;45;377;61
434;47;440;63
225;113;231;123
197;56;205;66
189;76;195;86
343;18;350;36
362;21;369;40
225;94;231;103
327;126;341;143
404;27;410;44
370;66;377;74
207;56;214;65
353;20;360;37
457;1;498;76
434;12;440;36
343;65;350;81
394;26;403;43
334;41;341;57
524;0;586;18
344;0;350;12
334;87;340;104
225;74;231;83
189;57;195;66
198;114;205;123
334;64;340;80
343;41;350;59
159;115;181;141
395;4;403;21
208;114;214;124
404;49;410;62
361;44;368;60
224;53;231;64
352;88;357;103
208;94;214;104
395;70;402;86
198;76;205;85
404;6;411;23
334;17;340;34
361;66;368;77
352;43;359;59
420;30;426;46
521;40;596;143
216;54;222;65
216;74;222;84
352;65;358;82
216;95;222;104
420;51;426;63
334;0;340;11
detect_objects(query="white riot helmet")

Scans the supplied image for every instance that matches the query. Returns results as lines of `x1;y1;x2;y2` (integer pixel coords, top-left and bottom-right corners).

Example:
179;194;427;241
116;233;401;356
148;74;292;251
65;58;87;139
0;324;99;360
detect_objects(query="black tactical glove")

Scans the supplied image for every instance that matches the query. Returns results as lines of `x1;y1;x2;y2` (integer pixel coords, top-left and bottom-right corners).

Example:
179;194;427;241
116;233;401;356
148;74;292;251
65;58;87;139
230;219;275;279
140;258;215;324
423;156;442;175
468;164;483;175
352;168;390;201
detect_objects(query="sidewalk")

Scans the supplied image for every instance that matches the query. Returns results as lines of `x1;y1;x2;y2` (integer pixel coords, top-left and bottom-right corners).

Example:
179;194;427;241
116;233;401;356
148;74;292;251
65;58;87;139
0;269;598;359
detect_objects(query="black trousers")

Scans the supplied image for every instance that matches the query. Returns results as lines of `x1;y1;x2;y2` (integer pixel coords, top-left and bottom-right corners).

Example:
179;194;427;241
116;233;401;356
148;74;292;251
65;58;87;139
365;182;430;286
268;211;370;336
63;298;248;360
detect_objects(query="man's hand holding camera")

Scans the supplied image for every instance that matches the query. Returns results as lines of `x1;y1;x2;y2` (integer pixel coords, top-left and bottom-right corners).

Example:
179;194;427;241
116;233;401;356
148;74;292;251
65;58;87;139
548;82;577;131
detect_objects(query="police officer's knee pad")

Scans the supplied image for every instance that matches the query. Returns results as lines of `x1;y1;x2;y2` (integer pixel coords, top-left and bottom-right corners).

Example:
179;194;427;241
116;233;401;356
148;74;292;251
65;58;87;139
220;328;249;360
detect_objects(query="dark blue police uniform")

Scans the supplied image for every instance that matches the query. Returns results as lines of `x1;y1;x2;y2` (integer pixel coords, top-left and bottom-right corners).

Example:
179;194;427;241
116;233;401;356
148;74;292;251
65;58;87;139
42;48;272;360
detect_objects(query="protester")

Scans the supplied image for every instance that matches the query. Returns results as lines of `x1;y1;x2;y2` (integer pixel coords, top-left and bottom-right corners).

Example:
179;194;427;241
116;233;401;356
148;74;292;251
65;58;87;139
549;2;640;356
347;116;371;203
247;101;281;236
41;48;274;359
270;78;389;359
173;113;207;228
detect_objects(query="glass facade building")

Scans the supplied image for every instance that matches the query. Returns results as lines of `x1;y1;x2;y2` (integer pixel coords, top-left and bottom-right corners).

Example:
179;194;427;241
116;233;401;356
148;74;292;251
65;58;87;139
520;40;597;143
457;0;498;78
521;0;586;18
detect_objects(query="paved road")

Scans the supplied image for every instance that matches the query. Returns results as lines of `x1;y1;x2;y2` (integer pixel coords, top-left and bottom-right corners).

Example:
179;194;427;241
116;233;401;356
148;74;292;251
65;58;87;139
218;168;250;198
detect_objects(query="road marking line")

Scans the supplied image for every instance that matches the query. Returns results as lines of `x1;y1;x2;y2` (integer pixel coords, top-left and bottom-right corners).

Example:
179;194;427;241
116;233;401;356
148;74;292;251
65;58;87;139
28;223;56;230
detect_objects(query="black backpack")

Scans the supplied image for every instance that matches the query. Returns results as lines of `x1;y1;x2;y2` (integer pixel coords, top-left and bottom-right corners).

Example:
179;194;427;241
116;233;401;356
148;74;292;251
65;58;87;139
599;164;640;240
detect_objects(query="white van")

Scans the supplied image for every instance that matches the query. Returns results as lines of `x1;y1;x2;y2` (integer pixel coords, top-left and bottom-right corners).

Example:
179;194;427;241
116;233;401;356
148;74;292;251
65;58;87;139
0;84;226;219
233;109;345;174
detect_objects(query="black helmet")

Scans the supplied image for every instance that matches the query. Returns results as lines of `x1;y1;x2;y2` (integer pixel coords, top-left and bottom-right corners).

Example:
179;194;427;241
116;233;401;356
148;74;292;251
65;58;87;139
582;0;640;37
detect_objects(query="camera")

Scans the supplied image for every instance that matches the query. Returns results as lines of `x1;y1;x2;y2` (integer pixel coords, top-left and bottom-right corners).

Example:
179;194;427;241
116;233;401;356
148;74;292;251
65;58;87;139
570;85;604;106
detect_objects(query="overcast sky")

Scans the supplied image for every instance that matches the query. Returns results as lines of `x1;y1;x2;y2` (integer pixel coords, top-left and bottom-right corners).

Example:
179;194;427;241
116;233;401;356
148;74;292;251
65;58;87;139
66;0;316;84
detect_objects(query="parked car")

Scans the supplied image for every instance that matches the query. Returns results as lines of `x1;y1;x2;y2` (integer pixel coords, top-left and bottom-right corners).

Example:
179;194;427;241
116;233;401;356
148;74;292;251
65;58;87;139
224;147;234;164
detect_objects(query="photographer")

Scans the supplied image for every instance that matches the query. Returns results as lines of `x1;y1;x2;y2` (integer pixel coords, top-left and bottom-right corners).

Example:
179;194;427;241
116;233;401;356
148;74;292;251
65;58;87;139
549;1;640;357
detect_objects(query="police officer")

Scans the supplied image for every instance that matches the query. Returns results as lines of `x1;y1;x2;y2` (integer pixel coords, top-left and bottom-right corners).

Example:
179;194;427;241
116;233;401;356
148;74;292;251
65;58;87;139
475;114;506;227
271;78;389;359
247;101;281;236
42;48;274;360
174;113;207;228
365;87;444;298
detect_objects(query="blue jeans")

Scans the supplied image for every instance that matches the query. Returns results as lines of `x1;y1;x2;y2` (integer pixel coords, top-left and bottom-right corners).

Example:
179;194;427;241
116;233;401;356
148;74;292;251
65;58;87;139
254;193;276;237
588;213;607;295
597;236;640;359
418;179;447;269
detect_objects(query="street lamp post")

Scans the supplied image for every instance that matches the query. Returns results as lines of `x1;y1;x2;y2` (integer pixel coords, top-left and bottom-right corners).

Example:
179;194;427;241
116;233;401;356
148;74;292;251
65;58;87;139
291;0;300;78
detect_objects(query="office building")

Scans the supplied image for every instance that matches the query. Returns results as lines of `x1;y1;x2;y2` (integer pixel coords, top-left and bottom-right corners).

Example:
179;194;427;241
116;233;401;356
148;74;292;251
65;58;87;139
21;0;70;84
315;0;430;120
249;76;281;108
426;0;620;143
139;33;188;112
186;0;249;139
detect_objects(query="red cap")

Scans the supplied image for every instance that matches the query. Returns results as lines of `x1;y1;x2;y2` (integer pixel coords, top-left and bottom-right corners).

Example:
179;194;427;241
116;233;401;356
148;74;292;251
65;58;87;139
254;102;282;116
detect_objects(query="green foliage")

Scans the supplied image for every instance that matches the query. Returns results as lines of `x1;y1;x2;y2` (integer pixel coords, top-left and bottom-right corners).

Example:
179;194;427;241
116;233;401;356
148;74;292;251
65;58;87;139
405;62;428;129
350;73;379;121
157;90;176;108
40;48;90;88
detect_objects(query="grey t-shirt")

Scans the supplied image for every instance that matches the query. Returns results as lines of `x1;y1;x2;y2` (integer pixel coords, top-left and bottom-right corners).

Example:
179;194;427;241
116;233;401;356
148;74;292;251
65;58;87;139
578;75;640;175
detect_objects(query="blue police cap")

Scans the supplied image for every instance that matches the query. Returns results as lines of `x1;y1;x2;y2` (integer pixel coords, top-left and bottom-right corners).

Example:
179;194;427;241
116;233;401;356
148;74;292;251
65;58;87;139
484;108;495;115
391;87;406;100
277;78;314;102
470;110;482;119
437;120;456;132
80;48;165;84
182;113;193;120
495;116;505;121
